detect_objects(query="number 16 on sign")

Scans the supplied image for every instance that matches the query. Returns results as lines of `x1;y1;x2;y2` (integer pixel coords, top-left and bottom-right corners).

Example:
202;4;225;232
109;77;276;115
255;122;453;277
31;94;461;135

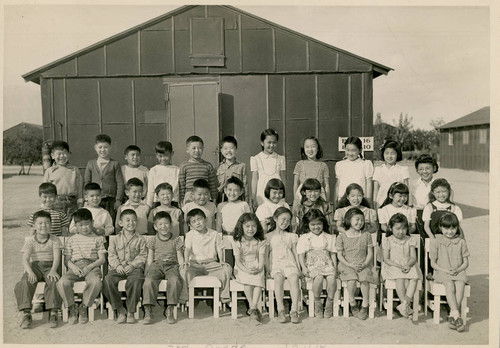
338;136;374;157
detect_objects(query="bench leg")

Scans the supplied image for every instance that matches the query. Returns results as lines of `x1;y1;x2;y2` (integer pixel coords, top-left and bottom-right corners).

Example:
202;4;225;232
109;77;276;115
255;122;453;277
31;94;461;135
188;287;195;319
214;288;220;319
308;290;314;317
412;290;419;321
434;295;440;324
231;291;238;319
333;288;340;317
343;288;349;318
461;296;468;324
369;286;376;319
62;306;69;322
106;303;114;320
387;289;393;320
268;290;275;319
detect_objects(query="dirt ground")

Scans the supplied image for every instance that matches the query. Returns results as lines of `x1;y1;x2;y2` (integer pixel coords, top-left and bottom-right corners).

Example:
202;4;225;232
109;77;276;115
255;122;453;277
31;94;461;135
2;163;490;345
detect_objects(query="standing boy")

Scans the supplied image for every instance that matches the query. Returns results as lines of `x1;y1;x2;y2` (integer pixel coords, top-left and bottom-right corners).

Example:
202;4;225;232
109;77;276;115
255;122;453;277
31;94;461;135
147;141;180;208
178;136;218;205
15;210;63;329
147;183;184;237
182;179;217;230
103;209;147;324
216;136;248;204
143;211;185;324
121;145;149;199
56;208;106;324
84;134;124;221
43;140;84;218
116;178;150;235
27;183;70;237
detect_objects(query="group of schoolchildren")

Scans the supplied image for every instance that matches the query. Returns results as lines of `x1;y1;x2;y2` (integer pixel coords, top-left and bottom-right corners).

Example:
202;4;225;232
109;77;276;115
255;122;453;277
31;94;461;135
15;129;470;334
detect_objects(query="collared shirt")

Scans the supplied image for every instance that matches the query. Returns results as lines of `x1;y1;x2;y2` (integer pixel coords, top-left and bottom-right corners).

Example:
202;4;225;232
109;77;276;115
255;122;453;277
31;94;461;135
297;232;336;255
69;206;114;235
147;234;184;262
185;228;223;262
378;204;416;225
178;159;218;202
96;158;110;172
121;165;149;198
216;159;247;192
21;235;62;262
27;207;69;236
422;201;463;222
108;232;147;270
335;158;374;200
146;164;180;206
148;205;183;236
373;163;410;206
182;201;217;229
116;201;149;235
43;164;83;199
64;233;106;262
430;235;469;270
410;177;434;210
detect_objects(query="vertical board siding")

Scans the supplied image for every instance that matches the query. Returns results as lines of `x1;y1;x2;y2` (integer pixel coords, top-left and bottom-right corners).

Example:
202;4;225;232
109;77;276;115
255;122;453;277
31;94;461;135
309;42;338;71
102;124;134;161
100;78;133;124
173;6;206;31
134;78;166;124
173;30;207;74
68;124;100;168
106;34;139;75
44;59;77;78
52;79;66;139
78;48;105;76
136;124;167;168
275;30;308;72
66;79;99;125
439;127;489;171
207;6;238;29
241;29;274;72
140;31;174;74
40;78;53;136
208;29;241;73
350;74;363;136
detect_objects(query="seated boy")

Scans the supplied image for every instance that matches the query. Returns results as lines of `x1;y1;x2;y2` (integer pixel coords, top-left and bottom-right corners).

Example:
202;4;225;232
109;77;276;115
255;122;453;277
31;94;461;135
116;178;150;235
103;209;147;324
121;145;149;196
27;183;70;237
216;136;248;204
182;179;216;230
184;209;232;304
56;208;106;324
69;183;114;236
147;183;184;237
14;210;63;329
143;211;186;325
43;140;84;218
147;141;180;208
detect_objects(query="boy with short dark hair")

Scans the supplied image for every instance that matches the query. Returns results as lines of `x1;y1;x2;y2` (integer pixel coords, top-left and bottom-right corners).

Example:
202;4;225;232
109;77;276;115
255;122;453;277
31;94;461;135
182;179;216;230
147;183;184;236
84;134;124;221
116;178;150;234
216;136;248;203
15;210;63;329
147;141;180;209
103;209;147;324
56;208;106;324
27;183;70;236
184;209;232;304
43;140;84;218
121;145;149;199
143;211;185;324
178;136;218;205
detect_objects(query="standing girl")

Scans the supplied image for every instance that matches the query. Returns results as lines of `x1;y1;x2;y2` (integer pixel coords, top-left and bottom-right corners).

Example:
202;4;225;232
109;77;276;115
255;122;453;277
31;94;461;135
297;209;337;318
373;140;410;209
292;137;330;212
255;179;290;233
336;207;378;320
266;207;301;324
232;213;268;323
423;178;463;239
378;182;416;235
430;213;469;332
250;129;286;209
334;137;374;205
381;213;421;319
294;178;333;232
334;183;377;235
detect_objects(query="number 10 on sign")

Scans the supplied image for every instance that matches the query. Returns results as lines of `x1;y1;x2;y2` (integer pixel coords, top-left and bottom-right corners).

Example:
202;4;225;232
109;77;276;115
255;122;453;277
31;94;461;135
338;137;374;154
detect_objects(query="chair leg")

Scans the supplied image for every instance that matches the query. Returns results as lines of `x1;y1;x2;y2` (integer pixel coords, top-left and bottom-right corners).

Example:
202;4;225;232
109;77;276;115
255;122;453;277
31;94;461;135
412;289;419;321
231;291;237;320
343;288;350;318
433;295;440;324
369;286;376;319
333;288;340;317
88;302;96;322
174;305;178;320
308;290;314;317
106;302;114;320
269;290;275;319
134;302;141;319
214;288;220;319
461;296;468;324
62;306;69;322
379;282;384;312
100;292;104;314
387;289;394;320
188;287;195;319
424;282;428;317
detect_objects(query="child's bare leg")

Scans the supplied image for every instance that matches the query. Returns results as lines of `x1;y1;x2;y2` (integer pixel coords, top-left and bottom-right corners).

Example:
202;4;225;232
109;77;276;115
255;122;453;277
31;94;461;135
251;286;262;309
274;273;286;311
288;273;300;312
360;281;369;307
443;280;459;317
243;285;256;309
395;278;407;302
347;280;357;306
454;280;466;313
312;275;324;299
326;275;336;299
405;279;417;300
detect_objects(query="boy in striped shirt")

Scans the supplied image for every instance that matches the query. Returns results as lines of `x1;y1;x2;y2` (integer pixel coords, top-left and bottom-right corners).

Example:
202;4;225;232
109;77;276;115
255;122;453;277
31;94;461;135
178;136;218;206
56;208;106;324
27;183;69;236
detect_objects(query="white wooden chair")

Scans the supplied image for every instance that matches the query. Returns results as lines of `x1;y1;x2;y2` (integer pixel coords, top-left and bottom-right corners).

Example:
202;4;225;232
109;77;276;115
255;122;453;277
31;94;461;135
266;278;304;319
424;238;471;324
379;234;422;320
306;278;342;317
188;276;222;318
105;279;141;320
341;233;378;319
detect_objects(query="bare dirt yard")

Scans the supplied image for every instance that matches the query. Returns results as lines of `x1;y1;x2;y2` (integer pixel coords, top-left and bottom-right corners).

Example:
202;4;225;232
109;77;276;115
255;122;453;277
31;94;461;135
2;163;490;345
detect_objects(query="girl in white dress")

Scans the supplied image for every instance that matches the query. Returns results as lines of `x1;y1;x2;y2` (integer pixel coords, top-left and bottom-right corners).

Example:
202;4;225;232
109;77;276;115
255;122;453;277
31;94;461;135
250;129;286;209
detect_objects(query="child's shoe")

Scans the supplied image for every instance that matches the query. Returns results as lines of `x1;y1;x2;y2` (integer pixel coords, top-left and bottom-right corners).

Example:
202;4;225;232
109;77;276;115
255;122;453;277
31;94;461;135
406;302;414;315
79;303;89;324
455;317;466;332
448;316;457;330
324;298;334;318
290;310;300;324
32;303;44;313
255;308;263;322
358;306;369;320
48;310;58;328
350;303;360;317
314;299;324;318
396;303;409;318
20;312;32;329
249;309;260;323
127;312;136;324
143;305;154;325
165;305;176;324
68;304;79;325
278;309;287;323
116;308;127;324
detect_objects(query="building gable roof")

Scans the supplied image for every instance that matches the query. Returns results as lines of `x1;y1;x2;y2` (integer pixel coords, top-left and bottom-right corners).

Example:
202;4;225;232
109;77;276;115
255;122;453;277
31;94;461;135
22;5;392;84
439;106;490;130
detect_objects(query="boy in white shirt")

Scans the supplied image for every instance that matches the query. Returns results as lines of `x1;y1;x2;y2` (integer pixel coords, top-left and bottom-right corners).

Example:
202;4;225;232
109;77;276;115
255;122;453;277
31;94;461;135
121;145;149;200
147;141;180;209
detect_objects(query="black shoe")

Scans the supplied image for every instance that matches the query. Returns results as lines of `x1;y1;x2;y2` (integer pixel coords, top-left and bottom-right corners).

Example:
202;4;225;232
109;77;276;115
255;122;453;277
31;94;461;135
48;310;58;328
79;303;88;324
68;304;79;325
455;317;465;332
20;312;32;329
448;316;457;330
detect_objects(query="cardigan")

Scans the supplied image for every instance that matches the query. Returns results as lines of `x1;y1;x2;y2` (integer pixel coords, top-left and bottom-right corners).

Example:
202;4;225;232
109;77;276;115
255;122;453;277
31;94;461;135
84;159;124;202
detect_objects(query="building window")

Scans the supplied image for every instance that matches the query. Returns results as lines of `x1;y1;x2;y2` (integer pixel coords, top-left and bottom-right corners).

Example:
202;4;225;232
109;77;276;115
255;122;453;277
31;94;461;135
462;130;469;145
479;128;487;144
448;132;454;146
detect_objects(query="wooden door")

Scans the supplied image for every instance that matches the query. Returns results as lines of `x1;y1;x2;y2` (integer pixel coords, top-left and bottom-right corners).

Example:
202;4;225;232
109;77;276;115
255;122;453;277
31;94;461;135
166;81;220;167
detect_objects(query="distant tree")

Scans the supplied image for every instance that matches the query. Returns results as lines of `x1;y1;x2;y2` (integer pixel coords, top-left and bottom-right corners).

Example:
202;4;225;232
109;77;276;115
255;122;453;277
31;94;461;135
374;113;397;155
3;133;43;175
392;113;413;150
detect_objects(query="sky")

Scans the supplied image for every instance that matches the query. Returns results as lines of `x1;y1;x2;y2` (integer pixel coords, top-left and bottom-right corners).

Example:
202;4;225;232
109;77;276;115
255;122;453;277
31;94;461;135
2;3;492;131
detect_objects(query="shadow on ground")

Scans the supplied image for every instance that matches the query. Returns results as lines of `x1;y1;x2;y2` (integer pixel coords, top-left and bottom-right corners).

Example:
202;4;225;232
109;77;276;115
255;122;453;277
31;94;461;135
456;203;489;219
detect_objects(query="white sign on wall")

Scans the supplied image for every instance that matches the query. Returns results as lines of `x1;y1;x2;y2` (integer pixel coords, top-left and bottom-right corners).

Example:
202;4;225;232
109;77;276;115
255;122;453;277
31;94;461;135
338;136;374;152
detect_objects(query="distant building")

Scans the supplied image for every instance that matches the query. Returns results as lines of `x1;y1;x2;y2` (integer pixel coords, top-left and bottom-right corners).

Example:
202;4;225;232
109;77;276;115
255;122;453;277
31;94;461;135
438;106;489;171
3;122;43;140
